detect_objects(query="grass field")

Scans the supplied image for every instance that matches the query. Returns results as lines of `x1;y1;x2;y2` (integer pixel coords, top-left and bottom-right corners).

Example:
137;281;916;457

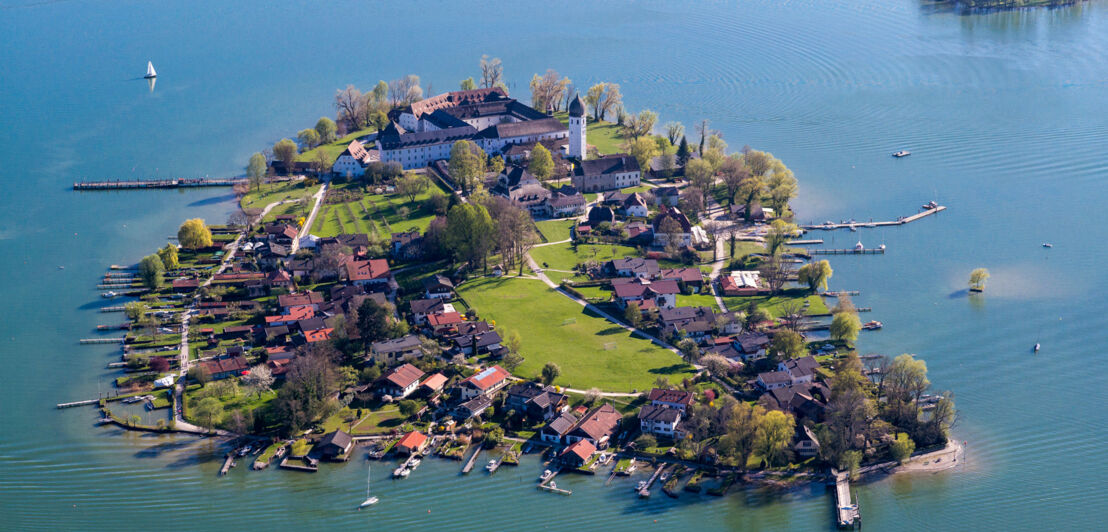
530;242;640;272
553;112;627;155
457;277;695;392
723;291;829;317
296;127;377;164
240;180;321;212
535;219;575;243
311;185;438;238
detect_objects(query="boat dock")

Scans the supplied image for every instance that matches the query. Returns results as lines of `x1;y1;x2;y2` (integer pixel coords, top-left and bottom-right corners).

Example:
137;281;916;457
811;248;885;255
833;472;861;529
803;205;946;231
538;468;571;495
99;306;127;313
460;446;482;474
219;454;236;476
638;464;668;498
73;178;246;190
821;291;860;297
486;455;502;474
56;399;101;409
788;239;824;245
80;337;126;344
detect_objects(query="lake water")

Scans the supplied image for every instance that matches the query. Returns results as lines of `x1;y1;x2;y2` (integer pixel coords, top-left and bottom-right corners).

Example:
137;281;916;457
2;0;1107;529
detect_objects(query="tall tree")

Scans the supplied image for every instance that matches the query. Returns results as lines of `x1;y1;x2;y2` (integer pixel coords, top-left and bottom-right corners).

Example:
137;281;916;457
529;69;570;112
676;136;691;165
314;117;337;144
629;136;659;176
623;110;658;139
243;364;275;396
448;140;486;194
665;122;685;145
541;362;561;385
768;329;806;361
585;83;607;121
695;119;712;156
193;397;223;430
460;77;477;90
138;254;165;289
273;138;298;173
356;298;392;352
177;218;213;249
753;410;796;467
388;75;422;106
445;203;494;268
797;260;833;292
722;402;765;468
246;152;266;191
157;243;179;270
969;268;990;291
685;159;714;192
297;128;320;150
480;55;504;89
830;312;862;344
763;220;798;256
396;174;430;204
334;85;364;128
528;144;554;182
719;156;749;205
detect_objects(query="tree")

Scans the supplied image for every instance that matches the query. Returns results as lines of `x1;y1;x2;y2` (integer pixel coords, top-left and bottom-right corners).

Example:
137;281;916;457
480;55;504;89
676;136;691;165
501;351;524;372
679;187;706;218
529;69;570;112
541;362;561;385
830;312;862;344
685;158;714;192
719;156;749;205
157;243;179;270
832;294;857;316
177;218;213;249
448;140;486;194
700;354;732;375
695;119;712;155
484;426;505;448
600;83;622;122
243;364;275;396
623;301;644;329
527;143;554;182
444;203;494;268
193;397;223;430
969;268;989;291
665;122;685;145
357;298;395;351
271;353;341;435
334;85;364;127
797;260;833;292
138;254;165;289
634;434;657;449
388;75;422;106
247;152;266;191
677;338;700;363
890;433;916;464
721;402;765;468
769;329;806;361
763;220;797;256
460;77;477;90
273;138;298;173
297;128;320;150
315;117;337;144
839;450;863;480
766;164;798;214
188;365;212;386
624;110;658;139
629;136;660;176
124;301;148;321
884;354;930;410
488;155;505;175
585;83;606;121
396;174;430;203
753;410;795;467
398;400;419;418
149;356;170;373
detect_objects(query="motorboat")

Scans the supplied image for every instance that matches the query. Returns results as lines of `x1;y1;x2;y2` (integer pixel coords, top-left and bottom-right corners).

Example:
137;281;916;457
1042;243;1053;248
636;480;648;491
485;459;497;472
539;469;553;481
102;291;118;299
863;320;883;330
892;150;911;157
1034;343;1041;352
409;458;421;469
922;201;938;210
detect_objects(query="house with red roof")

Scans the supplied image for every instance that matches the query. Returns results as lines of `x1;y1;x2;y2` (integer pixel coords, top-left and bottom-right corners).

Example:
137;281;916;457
559;439;597;468
420;373;448;394
396;430;429;455
457;365;511;400
264;305;315;327
344;258;391;287
379;363;425;398
426;311;464;335
611;278;679;309
304;328;333;343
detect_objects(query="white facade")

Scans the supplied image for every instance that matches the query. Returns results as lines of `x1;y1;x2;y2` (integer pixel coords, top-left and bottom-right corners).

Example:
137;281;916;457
568;114;586;159
333;154;366;177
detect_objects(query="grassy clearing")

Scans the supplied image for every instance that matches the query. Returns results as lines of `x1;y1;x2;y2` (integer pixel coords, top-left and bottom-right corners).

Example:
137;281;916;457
530;242;639;272
296;127;377;164
535;219;575;243
553;112;627;155
311;184;438;238
457;277;694;392
722;291;829;317
240;180;321;212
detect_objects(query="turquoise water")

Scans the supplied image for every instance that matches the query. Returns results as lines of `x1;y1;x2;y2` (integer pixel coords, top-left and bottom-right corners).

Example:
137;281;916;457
2;0;1107;529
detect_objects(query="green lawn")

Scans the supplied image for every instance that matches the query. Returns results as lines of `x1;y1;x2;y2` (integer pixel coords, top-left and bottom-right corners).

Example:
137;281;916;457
296;126;378;164
722;291;829;317
535;219;575;243
311;184;438;238
554;112;628;155
457;277;695;392
530;242;640;272
240;180;321;212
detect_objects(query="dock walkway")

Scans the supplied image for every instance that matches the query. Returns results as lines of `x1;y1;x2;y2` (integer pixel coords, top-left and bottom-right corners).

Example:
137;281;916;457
538;468;571;495
74;178;246;190
803;205;945;231
833;472;861;529
638;464;667;497
461;446;482;474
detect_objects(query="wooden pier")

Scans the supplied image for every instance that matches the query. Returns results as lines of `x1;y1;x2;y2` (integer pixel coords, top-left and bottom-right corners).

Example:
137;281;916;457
811;248;885;255
803;205;946;231
80;337;126;344
788;239;824;245
461;446;482;474
538;468;571;495
638;464;668;498
833;472;861;529
74;178;246;190
100;306;127;313
219;454;236;476
56;399;101;409
821;291;860;297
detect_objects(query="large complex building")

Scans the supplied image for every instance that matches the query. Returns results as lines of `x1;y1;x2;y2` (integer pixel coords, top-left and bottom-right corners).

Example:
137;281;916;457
375;88;571;169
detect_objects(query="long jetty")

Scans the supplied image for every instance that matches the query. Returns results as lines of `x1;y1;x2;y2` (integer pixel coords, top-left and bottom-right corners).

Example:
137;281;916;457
638;464;668;497
74;178;246;190
803;205;945;231
461;446;482;474
538;468;571;495
811;248;885;255
833;472;861;529
80;337;126;344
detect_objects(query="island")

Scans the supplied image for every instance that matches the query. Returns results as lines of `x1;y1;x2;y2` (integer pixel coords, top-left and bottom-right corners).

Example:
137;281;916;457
75;59;958;528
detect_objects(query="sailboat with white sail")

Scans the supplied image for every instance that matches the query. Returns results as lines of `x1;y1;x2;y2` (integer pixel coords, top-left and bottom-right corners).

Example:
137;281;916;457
144;61;157;79
358;465;378;508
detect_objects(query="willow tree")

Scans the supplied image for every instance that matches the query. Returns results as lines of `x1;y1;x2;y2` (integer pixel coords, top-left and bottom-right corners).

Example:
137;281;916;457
969;268;990;292
798;260;833;292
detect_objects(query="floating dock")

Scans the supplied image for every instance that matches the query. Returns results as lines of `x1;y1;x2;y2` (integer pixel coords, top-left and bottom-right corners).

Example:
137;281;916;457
834;473;861;529
538;469;571;495
219;454;236;476
100;306;127;312
803;205;945;231
74;178;246;190
811;248;885;255
56;399;100;409
80;337;126;344
461;446;482;474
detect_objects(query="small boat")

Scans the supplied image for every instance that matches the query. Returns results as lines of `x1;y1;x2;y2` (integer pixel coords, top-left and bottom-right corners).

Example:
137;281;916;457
540;469;553;481
144;61;157;79
398;468;410;478
863;320;883;330
101;291;118;299
359;465;379;508
636;480;648;491
485;459;497;471
849;225;857;232
409;458;421;468
1034;343;1041;352
639;489;651;498
922;201;938;210
58;265;64;270
854;241;864;251
1042;243;1053;248
549;481;557;489
892;150;911;158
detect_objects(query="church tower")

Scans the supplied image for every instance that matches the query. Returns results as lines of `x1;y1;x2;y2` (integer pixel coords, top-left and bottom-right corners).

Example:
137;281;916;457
568;92;586;159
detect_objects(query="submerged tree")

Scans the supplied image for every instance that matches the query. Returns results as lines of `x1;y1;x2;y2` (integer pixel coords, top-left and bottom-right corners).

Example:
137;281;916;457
969;268;990;292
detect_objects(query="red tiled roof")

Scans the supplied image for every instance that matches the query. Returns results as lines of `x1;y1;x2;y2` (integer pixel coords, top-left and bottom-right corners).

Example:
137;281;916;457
384;363;425;389
461;365;510;391
397;430;428;449
265;305;315;324
562;439;596;461
345;258;390;281
420;373;448;391
304;328;333;343
427;312;463;326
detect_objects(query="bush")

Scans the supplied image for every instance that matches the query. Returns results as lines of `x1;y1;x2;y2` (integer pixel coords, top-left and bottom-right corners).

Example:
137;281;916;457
634;434;657;449
891;433;916;465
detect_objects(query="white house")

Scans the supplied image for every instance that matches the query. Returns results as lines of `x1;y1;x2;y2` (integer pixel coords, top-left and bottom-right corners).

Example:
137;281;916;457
333;140;377;177
639;403;682;438
380;363;424;399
